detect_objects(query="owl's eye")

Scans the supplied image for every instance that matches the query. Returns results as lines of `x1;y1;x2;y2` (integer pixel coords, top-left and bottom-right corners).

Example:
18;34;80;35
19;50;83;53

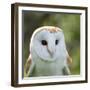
55;40;59;45
41;40;47;46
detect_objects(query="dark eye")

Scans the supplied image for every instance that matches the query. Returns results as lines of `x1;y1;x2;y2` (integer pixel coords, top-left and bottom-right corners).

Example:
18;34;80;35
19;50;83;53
55;40;59;45
41;40;47;46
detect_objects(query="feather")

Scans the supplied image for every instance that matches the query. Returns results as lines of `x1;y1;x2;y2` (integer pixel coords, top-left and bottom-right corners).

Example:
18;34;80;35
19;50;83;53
24;55;31;77
62;66;71;75
67;53;72;65
62;52;72;75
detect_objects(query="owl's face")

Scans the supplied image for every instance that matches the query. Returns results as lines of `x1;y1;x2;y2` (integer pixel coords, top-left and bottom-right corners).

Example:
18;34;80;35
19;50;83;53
30;26;67;61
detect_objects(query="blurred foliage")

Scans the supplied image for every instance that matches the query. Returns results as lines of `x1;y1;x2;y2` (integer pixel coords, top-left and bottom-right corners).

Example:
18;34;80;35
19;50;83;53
22;11;80;75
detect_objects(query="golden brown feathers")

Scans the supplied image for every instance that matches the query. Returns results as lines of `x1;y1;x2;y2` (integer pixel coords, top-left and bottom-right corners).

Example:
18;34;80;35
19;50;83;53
24;56;31;77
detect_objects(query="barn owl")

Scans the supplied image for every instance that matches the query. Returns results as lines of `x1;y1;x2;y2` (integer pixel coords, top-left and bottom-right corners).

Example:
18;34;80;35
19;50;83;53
24;26;72;77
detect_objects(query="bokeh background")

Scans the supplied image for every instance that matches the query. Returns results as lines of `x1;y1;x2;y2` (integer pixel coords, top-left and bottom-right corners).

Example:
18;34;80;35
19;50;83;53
22;10;80;76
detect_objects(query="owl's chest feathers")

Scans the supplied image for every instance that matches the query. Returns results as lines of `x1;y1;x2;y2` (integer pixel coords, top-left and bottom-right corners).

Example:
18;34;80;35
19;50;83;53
33;58;66;76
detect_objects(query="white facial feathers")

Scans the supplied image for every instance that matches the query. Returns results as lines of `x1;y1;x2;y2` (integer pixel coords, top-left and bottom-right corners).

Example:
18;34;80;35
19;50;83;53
30;26;67;62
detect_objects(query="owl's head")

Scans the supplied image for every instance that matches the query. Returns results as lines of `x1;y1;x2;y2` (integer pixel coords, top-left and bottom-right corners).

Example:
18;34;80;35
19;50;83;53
30;26;67;61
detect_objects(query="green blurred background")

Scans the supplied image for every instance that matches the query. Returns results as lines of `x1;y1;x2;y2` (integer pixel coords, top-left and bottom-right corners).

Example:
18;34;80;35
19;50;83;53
22;10;80;75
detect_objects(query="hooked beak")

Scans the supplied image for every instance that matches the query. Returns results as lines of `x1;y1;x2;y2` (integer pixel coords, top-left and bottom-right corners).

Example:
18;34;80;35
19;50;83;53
47;46;55;57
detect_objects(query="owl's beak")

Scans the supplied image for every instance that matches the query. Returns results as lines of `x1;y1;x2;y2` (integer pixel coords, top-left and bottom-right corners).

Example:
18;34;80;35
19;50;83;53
47;46;55;56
